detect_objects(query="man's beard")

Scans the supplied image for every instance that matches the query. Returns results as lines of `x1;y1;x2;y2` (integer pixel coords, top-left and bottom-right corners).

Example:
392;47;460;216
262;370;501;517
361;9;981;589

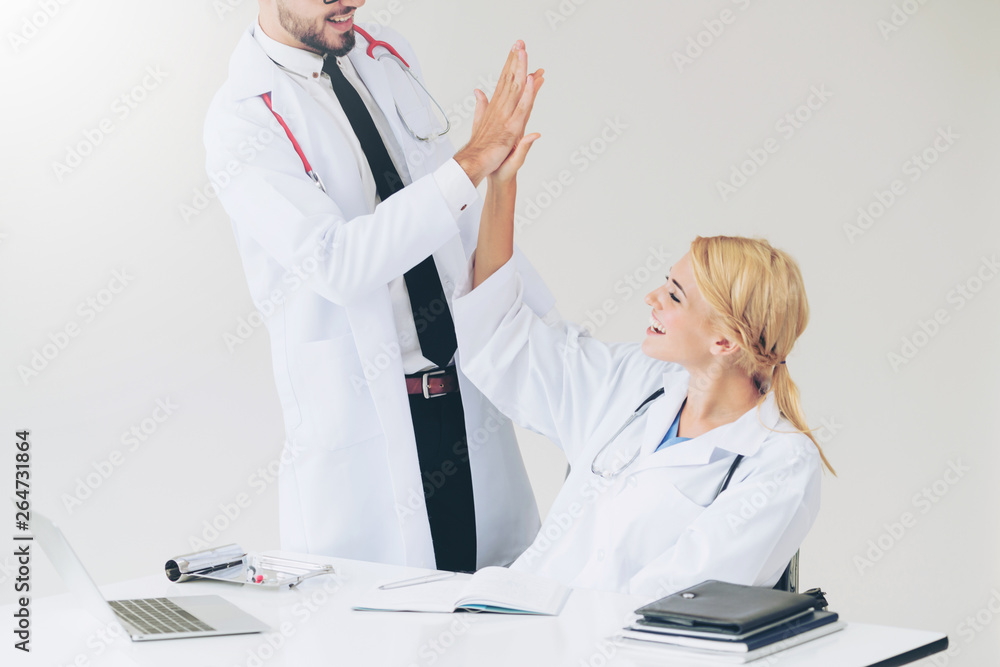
277;2;356;56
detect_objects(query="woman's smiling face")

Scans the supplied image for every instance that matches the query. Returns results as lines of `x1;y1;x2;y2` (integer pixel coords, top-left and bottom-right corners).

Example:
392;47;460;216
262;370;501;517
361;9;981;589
641;252;724;367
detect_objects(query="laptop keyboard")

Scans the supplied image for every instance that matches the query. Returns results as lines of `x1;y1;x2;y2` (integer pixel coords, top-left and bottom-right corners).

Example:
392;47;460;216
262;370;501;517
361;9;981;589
109;598;216;635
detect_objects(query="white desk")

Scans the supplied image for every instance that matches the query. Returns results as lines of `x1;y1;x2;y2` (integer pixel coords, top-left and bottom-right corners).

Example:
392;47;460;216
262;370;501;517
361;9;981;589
4;551;947;667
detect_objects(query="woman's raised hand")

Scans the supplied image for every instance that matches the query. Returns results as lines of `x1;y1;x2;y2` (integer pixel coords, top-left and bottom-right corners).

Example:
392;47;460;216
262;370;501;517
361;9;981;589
476;66;544;184
456;41;544;187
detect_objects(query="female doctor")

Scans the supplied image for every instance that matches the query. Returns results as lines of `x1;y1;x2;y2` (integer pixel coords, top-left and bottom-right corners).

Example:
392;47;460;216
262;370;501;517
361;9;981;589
450;107;836;600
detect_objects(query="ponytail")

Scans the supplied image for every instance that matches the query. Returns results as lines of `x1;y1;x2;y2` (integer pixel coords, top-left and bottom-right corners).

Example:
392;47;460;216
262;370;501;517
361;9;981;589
769;364;837;476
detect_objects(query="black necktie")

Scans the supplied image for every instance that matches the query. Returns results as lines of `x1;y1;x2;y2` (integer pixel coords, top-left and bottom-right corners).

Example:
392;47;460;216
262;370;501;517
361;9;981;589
323;55;457;368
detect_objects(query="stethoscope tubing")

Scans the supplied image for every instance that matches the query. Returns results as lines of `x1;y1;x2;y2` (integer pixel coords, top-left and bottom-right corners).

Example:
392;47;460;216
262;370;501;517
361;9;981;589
590;388;744;502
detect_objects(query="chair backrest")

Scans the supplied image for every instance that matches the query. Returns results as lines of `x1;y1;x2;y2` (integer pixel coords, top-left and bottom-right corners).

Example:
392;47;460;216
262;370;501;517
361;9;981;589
772;550;800;592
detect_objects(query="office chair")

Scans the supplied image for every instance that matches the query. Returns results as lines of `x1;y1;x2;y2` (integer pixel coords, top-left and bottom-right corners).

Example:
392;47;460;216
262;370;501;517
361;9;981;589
771;550;800;592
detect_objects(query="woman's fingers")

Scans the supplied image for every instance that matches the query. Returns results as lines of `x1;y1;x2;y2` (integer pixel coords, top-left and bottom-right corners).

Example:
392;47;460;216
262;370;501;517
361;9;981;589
511;133;540;169
495;132;541;181
511;69;544;130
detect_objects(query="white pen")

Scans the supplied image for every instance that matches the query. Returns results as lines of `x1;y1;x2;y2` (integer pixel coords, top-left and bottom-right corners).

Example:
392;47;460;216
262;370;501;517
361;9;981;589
377;572;457;590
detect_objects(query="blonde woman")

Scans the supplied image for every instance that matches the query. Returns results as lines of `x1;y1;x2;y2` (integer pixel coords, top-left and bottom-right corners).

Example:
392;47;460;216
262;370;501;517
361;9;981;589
450;131;836;600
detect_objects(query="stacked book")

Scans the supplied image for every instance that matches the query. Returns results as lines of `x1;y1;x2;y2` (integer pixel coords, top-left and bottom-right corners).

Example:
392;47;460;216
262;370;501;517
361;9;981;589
619;580;844;663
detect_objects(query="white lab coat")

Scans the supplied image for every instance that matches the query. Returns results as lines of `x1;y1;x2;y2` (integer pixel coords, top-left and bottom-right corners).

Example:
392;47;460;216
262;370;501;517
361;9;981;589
452;258;823;600
203;23;555;569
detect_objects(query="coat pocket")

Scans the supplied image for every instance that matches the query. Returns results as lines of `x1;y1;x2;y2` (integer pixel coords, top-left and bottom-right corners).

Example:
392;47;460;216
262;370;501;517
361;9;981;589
287;335;384;449
610;478;708;576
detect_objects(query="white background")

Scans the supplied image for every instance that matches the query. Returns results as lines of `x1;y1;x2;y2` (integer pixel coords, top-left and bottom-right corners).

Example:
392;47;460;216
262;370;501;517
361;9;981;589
2;0;999;664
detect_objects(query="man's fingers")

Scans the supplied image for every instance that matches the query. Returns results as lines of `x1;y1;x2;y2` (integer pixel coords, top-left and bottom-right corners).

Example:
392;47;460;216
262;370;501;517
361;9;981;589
471;89;487;135
494;42;523;105
497;43;530;111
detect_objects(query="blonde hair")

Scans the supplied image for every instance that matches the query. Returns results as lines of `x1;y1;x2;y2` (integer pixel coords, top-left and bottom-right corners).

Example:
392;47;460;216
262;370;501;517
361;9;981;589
689;236;837;476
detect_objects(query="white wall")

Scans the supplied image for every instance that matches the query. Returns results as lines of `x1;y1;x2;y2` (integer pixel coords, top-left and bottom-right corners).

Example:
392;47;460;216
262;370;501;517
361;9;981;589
3;0;998;664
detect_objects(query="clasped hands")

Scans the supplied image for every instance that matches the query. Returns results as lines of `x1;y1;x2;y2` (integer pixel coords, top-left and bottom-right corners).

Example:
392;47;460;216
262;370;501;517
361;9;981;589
454;40;543;188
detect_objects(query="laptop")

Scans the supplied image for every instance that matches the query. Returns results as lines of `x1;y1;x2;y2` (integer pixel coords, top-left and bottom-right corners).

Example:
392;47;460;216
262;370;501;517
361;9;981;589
31;508;271;641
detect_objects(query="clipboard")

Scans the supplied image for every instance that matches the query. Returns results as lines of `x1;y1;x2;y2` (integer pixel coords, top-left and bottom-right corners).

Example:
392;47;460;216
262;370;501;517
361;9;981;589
165;544;335;589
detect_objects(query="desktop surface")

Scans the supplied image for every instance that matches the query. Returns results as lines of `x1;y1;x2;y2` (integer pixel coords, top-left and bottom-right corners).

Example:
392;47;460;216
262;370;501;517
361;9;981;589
3;550;947;666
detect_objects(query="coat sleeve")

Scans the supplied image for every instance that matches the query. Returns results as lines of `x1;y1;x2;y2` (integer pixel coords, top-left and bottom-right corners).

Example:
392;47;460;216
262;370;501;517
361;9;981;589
453;257;666;464
626;435;823;601
206;99;476;305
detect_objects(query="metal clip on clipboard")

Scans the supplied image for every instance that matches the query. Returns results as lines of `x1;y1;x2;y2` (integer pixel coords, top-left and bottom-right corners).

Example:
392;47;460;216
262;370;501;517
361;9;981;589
165;544;335;590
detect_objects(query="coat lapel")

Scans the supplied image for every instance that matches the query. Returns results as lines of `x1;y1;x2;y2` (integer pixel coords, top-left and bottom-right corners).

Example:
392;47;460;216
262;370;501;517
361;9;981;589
631;385;782;474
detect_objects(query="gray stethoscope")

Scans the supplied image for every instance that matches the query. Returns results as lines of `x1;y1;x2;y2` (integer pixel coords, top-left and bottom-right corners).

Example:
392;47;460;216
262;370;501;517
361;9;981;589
351;25;451;143
319;5;451;141
261;26;451;195
591;388;744;499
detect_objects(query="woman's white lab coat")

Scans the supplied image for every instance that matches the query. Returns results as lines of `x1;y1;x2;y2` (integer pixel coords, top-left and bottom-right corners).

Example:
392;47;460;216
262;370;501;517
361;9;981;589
452;259;823;600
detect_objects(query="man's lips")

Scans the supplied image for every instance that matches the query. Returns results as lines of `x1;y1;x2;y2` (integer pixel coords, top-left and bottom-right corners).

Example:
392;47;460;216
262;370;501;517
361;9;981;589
327;12;354;27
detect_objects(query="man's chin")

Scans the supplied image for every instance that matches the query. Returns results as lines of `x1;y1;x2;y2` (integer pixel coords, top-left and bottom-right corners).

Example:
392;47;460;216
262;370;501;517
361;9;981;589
297;27;355;57
323;28;356;57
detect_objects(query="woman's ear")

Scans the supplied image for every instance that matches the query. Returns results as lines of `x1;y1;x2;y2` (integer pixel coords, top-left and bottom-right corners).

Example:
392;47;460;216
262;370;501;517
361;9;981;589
710;336;742;358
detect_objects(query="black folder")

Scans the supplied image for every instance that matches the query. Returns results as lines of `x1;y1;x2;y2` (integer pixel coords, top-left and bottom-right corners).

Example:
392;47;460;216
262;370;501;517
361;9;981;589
635;580;825;635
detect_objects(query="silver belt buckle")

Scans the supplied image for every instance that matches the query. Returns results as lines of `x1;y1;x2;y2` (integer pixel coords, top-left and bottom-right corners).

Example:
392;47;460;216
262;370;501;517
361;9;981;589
422;369;448;399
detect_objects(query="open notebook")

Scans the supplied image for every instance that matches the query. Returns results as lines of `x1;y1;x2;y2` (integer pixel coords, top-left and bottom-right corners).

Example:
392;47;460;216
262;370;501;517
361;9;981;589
353;567;571;616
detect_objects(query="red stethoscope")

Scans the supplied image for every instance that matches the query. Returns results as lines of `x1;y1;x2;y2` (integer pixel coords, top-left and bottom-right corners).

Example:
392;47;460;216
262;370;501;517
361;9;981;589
261;25;451;194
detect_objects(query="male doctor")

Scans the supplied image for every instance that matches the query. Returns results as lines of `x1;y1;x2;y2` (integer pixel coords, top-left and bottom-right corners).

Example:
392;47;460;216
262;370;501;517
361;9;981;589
203;0;554;572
